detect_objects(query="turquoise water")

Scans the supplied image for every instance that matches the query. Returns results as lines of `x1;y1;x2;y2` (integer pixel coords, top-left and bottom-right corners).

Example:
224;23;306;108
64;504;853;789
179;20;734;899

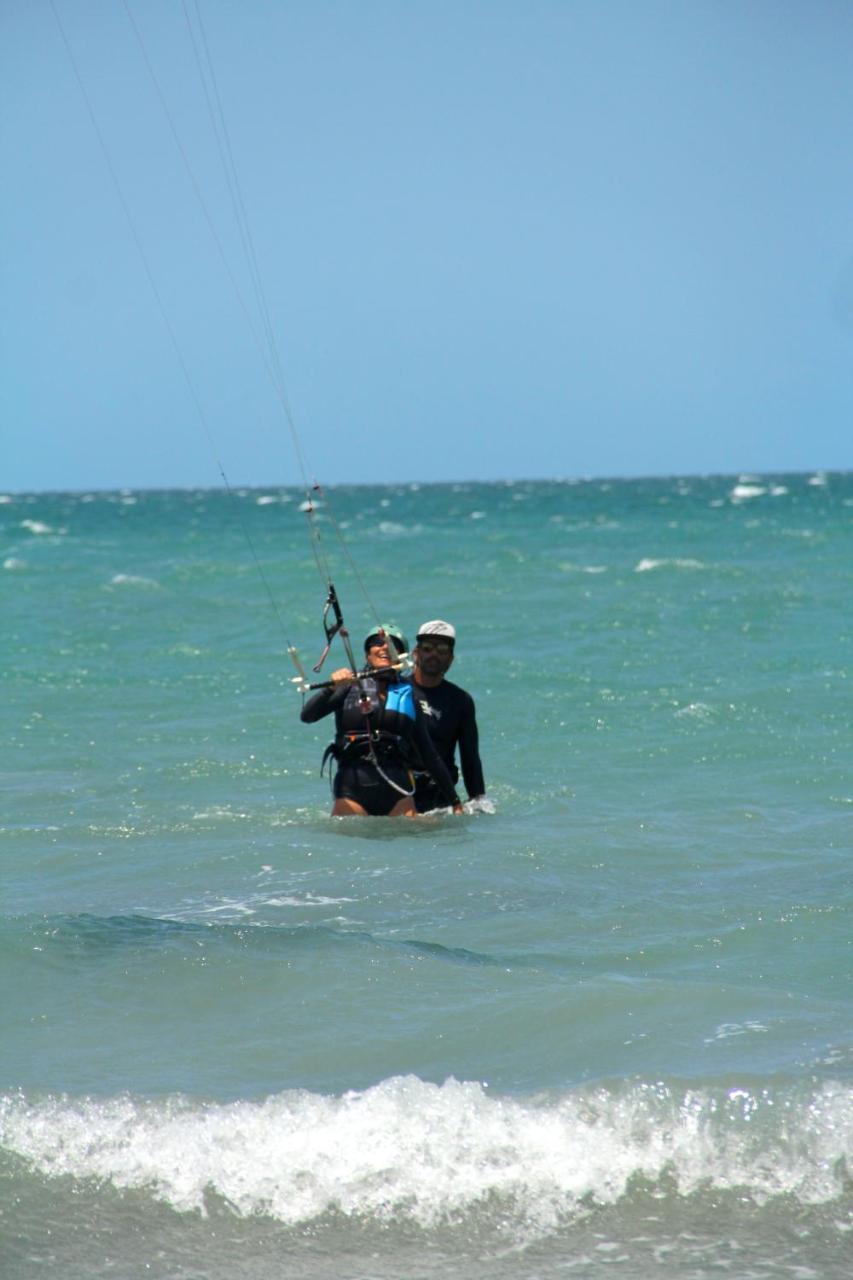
2;475;851;1278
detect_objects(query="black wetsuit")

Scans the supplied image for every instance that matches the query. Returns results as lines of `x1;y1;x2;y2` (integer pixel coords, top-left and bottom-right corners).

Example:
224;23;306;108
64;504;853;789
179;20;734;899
409;677;485;813
301;676;460;815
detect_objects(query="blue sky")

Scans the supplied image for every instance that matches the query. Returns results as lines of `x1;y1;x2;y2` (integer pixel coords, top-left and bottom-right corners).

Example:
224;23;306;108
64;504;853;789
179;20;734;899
3;0;852;492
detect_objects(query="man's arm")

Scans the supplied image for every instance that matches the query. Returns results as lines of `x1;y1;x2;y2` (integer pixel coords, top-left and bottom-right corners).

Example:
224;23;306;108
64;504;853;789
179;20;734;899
458;692;486;799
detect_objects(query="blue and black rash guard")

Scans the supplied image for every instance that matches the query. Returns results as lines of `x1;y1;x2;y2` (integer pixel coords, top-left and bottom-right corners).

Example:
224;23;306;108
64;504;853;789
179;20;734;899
300;676;461;811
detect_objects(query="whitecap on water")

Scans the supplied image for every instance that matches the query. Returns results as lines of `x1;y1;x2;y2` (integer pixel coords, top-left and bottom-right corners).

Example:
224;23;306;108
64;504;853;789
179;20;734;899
675;702;714;721
730;484;766;502
634;558;705;572
191;806;249;821
1;1076;849;1227
108;573;160;588
704;1021;770;1044
191;899;255;917
359;519;424;538
20;519;54;534
3;557;26;571
262;894;358;907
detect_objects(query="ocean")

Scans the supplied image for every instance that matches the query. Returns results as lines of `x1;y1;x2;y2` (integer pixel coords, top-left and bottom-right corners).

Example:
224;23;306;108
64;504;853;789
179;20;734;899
1;474;851;1278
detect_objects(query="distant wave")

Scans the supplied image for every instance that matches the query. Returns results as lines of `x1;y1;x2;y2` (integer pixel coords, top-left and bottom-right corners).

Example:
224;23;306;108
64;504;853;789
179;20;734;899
634;557;706;572
19;519;56;535
108;573;161;588
1;1076;849;1230
729;481;790;502
359;520;426;537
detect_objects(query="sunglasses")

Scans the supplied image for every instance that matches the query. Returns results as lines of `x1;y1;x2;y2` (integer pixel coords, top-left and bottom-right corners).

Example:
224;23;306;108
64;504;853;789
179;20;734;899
418;640;453;655
366;635;404;652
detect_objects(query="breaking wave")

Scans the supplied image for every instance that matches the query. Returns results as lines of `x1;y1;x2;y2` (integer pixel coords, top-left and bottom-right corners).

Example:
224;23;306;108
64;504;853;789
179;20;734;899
2;1076;850;1230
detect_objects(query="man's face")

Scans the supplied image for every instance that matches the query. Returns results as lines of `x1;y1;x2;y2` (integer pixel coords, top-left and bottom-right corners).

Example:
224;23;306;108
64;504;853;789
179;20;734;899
414;637;454;679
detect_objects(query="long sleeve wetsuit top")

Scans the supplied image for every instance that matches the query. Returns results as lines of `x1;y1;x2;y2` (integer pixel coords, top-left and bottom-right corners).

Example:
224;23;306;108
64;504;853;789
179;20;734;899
301;676;461;809
409;677;485;799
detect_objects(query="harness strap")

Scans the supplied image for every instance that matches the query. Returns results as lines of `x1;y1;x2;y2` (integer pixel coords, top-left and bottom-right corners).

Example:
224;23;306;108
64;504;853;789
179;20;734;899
321;731;415;799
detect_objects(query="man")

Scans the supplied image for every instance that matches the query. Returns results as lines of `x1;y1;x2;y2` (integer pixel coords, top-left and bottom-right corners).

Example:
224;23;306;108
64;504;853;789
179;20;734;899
300;624;461;817
409;619;486;813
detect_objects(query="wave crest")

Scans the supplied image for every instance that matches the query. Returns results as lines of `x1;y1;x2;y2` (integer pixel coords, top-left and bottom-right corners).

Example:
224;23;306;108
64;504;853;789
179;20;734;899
1;1076;850;1230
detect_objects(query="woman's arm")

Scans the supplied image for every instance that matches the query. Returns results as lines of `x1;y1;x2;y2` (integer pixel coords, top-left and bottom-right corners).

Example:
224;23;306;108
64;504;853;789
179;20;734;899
300;678;352;724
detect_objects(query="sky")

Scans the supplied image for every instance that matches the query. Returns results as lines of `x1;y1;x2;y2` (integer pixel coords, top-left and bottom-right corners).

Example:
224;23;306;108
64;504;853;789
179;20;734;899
2;0;853;492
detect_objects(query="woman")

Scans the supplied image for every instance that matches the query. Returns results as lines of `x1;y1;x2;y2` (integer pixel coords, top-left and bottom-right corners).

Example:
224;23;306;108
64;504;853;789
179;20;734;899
300;624;462;817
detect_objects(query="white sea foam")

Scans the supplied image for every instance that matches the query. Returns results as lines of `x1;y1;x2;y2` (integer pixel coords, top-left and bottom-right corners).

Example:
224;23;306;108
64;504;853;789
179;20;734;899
675;702;714;721
1;1077;849;1230
191;806;250;821
3;557;26;571
262;894;358;907
192;898;255;917
385;519;422;535
558;563;608;574
729;485;766;502
464;796;496;815
705;1021;769;1044
109;573;160;588
634;558;705;573
20;519;53;534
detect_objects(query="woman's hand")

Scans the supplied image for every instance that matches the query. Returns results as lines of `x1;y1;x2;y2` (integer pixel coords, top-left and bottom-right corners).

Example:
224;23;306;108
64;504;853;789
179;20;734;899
330;667;356;684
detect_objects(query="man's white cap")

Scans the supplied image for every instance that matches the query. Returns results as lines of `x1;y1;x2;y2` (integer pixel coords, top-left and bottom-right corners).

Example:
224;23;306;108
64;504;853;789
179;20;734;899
417;619;456;641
